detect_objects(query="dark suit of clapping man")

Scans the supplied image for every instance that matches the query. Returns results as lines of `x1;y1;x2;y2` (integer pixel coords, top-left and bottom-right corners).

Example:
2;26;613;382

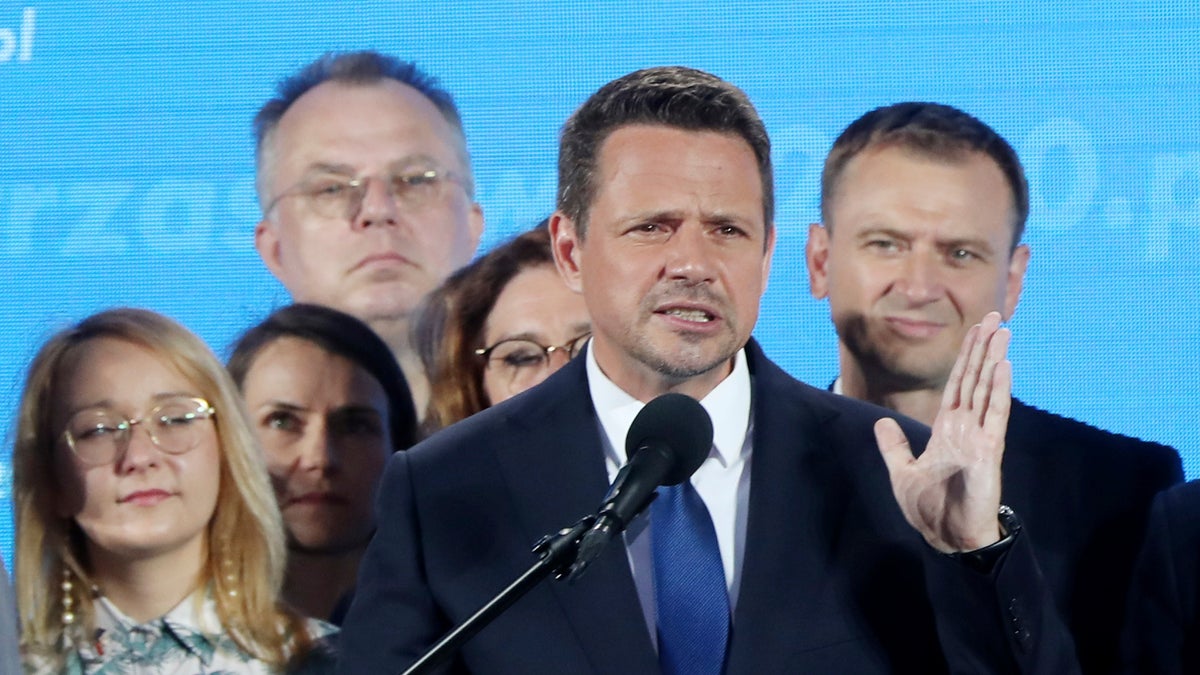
338;68;1078;674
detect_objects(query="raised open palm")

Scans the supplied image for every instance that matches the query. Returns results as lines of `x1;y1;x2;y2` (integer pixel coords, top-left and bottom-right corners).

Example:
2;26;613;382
875;311;1012;553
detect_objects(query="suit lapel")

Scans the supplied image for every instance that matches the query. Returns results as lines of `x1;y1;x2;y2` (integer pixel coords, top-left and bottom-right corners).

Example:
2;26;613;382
491;357;660;673
726;343;866;671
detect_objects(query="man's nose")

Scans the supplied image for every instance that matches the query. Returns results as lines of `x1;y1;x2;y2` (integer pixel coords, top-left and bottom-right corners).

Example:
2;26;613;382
663;224;716;283
893;249;945;302
354;176;401;229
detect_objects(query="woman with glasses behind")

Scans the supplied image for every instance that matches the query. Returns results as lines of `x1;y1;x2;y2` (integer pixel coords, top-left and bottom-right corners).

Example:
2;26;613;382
415;222;591;433
13;308;334;673
227;303;418;625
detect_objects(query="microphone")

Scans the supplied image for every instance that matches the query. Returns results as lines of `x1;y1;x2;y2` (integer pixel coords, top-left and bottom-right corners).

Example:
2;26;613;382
403;394;712;673
568;392;713;580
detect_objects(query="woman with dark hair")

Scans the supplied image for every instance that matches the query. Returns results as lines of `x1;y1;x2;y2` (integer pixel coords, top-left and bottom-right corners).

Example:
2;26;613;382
415;223;590;433
14;308;334;673
228;303;418;623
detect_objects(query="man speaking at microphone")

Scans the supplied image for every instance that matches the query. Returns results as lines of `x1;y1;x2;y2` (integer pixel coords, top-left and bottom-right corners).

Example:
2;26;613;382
338;67;1077;674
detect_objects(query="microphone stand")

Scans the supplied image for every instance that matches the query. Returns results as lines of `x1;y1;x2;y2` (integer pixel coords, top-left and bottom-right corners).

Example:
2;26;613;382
401;515;597;675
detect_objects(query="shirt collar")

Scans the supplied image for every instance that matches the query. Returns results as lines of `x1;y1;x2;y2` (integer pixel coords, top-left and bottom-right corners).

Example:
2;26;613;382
586;343;752;468
82;590;221;666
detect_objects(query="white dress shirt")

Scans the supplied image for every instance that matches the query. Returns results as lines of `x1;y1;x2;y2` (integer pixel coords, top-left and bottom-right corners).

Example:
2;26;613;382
586;345;754;640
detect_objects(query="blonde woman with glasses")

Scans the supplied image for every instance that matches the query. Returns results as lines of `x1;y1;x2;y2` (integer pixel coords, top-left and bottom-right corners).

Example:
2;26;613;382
13;308;335;673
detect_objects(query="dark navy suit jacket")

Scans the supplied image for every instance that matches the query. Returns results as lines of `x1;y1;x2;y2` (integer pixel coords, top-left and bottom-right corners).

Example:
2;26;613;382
999;399;1182;672
819;383;1183;673
338;342;1080;674
1120;479;1200;674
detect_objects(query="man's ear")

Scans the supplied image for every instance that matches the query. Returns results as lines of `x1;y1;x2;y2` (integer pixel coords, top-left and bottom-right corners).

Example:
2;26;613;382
254;219;286;282
1003;243;1031;321
549;212;584;293
466;201;485;254
761;223;776;292
806;222;831;300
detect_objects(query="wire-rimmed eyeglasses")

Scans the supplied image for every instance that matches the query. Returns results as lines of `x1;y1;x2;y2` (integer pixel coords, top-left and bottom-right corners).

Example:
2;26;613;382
264;167;466;221
475;333;591;389
61;396;216;466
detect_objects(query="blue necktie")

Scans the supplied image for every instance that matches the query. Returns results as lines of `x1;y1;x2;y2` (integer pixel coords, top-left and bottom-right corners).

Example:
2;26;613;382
652;480;730;675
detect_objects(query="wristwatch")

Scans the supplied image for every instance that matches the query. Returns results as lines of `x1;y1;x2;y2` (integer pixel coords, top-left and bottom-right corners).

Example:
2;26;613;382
946;504;1022;573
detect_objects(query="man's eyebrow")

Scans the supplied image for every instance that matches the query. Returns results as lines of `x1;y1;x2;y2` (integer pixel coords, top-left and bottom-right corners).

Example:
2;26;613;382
853;226;910;240
301;162;357;177
618;209;685;223
703;212;761;229
938;236;997;255
386;154;441;171
300;155;444;178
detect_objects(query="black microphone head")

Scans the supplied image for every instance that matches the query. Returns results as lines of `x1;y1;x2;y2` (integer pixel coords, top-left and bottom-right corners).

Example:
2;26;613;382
625;393;713;486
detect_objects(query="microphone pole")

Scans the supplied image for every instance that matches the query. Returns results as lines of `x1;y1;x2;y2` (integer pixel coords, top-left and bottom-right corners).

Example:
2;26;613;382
401;516;594;675
402;393;712;674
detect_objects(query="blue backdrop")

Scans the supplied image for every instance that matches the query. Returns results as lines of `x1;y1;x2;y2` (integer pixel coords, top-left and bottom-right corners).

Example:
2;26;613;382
2;1;1198;567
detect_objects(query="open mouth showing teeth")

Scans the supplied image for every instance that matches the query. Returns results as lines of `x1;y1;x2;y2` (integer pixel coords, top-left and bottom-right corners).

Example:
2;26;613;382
662;308;714;322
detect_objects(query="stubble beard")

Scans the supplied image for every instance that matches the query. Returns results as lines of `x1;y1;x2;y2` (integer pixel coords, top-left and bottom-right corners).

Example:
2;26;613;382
624;286;743;383
836;312;954;393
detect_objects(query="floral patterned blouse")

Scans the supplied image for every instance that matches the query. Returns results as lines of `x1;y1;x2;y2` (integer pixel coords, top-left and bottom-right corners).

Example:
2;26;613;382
24;593;337;674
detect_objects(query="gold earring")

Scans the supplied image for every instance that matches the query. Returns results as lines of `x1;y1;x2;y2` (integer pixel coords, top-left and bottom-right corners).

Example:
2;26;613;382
223;555;238;599
61;564;76;627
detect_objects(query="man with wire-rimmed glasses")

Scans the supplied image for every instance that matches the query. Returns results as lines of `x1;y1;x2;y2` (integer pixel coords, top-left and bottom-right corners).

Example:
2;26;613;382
253;50;484;419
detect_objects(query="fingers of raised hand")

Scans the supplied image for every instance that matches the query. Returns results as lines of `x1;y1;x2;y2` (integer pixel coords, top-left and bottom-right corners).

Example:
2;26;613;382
972;323;1011;416
874;417;914;478
941;322;979;410
959;313;1001;412
981;358;1013;440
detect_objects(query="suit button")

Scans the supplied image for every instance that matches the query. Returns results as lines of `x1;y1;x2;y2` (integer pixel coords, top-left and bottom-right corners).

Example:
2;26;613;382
1008;598;1031;651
